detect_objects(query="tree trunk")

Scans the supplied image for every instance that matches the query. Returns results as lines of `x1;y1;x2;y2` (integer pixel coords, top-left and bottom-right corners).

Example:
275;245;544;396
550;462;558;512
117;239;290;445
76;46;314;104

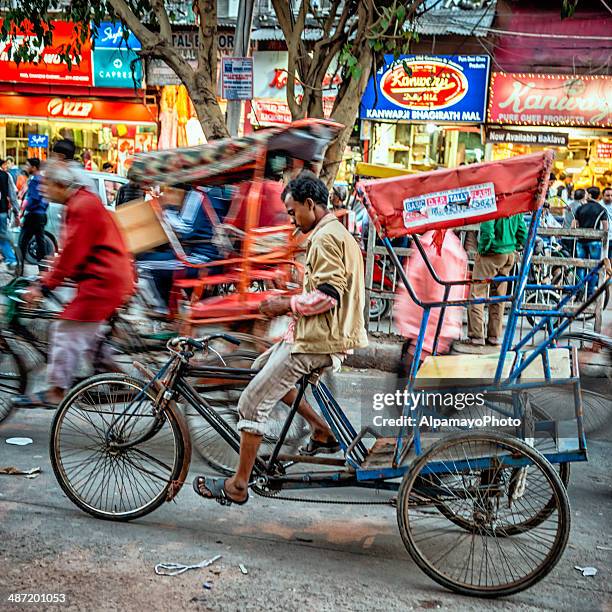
321;53;372;187
188;69;230;141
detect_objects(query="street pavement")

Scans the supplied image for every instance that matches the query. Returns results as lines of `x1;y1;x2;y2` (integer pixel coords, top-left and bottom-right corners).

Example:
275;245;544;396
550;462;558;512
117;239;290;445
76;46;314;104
0;368;611;612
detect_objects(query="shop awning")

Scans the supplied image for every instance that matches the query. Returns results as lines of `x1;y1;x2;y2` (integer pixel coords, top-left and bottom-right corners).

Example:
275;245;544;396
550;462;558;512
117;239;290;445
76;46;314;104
412;0;497;36
252;2;497;40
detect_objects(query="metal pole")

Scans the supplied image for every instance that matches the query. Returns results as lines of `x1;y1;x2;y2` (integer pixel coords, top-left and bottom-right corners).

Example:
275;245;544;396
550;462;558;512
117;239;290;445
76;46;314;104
226;0;255;137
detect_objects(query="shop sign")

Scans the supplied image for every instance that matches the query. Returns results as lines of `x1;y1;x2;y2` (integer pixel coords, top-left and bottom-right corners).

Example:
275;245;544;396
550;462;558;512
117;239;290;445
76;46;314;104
221;57;253;100
488;73;612;128
486;128;569;147
360;55;490;123
402;182;497;230
95;21;141;50
0;20;92;86
250;51;339;126
146;28;234;86
0;94;157;124
596;142;612;159
28;134;49;148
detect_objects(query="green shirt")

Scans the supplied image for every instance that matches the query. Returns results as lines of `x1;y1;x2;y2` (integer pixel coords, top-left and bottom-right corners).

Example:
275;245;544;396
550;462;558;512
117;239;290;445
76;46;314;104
478;214;528;255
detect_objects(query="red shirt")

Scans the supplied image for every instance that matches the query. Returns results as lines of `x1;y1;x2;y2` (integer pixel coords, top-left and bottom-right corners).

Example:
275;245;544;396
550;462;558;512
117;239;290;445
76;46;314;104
42;188;135;322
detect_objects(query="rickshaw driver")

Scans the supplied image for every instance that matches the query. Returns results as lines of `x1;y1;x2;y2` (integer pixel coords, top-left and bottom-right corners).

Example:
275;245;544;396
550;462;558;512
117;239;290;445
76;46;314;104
193;172;369;505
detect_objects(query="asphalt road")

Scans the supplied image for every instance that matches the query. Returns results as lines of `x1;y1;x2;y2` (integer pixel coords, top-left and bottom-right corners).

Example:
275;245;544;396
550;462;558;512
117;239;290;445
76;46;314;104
0;368;611;612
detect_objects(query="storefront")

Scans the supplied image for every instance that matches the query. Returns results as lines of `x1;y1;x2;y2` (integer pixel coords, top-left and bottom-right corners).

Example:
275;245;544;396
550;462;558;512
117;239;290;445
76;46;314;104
0;94;157;175
359;55;490;172
0;20;155;174
487;73;612;191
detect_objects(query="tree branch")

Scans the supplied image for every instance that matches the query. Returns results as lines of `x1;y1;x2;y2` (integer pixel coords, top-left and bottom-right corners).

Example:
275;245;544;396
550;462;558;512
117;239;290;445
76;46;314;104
150;0;172;41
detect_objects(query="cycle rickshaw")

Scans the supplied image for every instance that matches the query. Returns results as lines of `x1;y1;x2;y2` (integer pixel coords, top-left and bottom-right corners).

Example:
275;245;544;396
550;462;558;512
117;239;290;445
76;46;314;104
49;143;607;598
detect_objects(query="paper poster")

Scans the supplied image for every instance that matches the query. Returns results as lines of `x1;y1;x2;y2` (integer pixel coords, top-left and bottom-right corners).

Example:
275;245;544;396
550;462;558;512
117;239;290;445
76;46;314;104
402;182;497;229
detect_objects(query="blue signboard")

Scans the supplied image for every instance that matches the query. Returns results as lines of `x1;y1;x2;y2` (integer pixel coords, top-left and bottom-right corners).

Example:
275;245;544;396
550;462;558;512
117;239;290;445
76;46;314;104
92;21;143;88
360;55;490;123
28;134;49;148
95;21;141;50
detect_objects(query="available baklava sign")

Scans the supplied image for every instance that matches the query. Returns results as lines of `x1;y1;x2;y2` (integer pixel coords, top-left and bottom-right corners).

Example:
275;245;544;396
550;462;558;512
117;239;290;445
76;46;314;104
360;55;490;123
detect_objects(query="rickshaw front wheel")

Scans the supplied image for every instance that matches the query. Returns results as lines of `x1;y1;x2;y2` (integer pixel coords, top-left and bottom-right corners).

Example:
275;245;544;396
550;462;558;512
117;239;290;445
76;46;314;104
396;432;570;597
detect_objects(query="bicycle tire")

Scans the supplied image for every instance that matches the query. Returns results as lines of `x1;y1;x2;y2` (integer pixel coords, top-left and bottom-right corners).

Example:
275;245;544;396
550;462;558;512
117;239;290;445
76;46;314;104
50;373;185;521
397;432;570;598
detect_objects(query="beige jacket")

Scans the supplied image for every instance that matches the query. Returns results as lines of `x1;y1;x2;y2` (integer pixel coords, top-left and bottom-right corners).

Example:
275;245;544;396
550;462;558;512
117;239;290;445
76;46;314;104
292;214;369;354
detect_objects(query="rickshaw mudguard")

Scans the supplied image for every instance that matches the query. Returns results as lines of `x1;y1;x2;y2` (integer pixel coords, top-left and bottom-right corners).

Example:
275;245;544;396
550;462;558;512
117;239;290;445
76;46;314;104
357;150;554;239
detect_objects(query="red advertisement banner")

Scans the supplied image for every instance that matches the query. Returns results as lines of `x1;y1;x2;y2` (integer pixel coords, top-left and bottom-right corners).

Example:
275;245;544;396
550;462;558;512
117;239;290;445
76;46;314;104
0;20;92;86
488;72;612;128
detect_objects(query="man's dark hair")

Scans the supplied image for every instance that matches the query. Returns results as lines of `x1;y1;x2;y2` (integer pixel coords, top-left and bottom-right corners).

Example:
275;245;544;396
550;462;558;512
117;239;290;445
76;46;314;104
6;156;14;164
573;188;586;201
282;171;329;208
52;138;76;160
587;186;601;200
102;162;114;171
26;157;40;169
603;187;612;194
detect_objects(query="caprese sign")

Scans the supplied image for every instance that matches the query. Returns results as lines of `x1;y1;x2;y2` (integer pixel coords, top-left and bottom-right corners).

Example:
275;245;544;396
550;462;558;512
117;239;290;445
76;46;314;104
360;55;490;123
402;183;497;230
488;73;612;128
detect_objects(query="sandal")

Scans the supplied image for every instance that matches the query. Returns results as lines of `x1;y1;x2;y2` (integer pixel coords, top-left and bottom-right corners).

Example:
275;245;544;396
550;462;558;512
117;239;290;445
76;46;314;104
299;437;341;456
192;476;249;506
12;391;57;410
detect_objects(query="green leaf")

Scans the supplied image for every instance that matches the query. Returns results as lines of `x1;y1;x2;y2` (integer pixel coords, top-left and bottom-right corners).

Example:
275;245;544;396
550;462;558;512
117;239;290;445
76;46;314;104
402;61;412;77
352;66;363;81
373;40;384;51
396;5;407;22
380;18;389;31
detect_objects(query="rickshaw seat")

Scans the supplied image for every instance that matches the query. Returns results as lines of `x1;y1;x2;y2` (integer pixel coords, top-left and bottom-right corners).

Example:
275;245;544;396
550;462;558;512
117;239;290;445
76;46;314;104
415;348;572;386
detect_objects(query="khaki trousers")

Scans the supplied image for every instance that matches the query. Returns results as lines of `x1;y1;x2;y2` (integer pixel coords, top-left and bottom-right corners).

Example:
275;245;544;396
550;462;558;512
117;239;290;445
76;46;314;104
467;252;516;341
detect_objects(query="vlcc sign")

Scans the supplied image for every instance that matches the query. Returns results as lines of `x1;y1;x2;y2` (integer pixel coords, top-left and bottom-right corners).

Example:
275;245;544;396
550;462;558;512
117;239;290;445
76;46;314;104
360;55;490;123
488;73;612;128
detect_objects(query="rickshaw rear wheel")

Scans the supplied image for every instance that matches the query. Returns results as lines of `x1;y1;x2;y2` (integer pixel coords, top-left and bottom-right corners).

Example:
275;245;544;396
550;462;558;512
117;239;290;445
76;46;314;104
397;432;570;597
432;401;570;535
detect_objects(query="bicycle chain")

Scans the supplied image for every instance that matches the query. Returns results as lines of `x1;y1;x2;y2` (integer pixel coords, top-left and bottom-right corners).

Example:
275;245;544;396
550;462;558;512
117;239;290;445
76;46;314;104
251;485;396;506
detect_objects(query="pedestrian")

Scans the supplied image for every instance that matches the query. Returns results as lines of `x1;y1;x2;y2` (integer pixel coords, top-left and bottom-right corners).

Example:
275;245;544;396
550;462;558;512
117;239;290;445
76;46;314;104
459;213;527;349
51;138;97;192
192;171;368;505
115;167;145;206
13;160;135;408
102;161;114;173
564;188;586;228
5;156;20;183
601;186;612;257
330;185;348;211
19;158;48;263
572;186;608;297
0;159;18;270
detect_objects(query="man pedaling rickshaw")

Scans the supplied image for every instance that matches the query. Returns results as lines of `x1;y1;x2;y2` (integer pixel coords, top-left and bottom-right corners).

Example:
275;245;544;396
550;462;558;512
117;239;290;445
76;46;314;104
192;172;369;506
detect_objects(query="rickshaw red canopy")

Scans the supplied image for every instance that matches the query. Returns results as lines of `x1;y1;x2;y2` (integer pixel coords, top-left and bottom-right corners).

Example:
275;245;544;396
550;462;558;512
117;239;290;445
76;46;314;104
357;151;554;238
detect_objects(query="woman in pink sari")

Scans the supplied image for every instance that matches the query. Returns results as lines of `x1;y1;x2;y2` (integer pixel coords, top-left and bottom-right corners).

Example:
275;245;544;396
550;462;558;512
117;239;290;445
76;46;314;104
394;229;468;376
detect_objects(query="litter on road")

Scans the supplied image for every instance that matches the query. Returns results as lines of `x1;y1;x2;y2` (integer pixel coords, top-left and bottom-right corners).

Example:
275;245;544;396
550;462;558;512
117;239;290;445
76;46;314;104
5;438;33;446
575;566;598;577
0;466;41;476
239;564;248;575
154;555;222;576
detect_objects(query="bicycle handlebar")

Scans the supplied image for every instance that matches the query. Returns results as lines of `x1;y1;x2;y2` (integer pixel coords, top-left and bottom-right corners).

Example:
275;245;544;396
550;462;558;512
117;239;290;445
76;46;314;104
169;333;241;351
